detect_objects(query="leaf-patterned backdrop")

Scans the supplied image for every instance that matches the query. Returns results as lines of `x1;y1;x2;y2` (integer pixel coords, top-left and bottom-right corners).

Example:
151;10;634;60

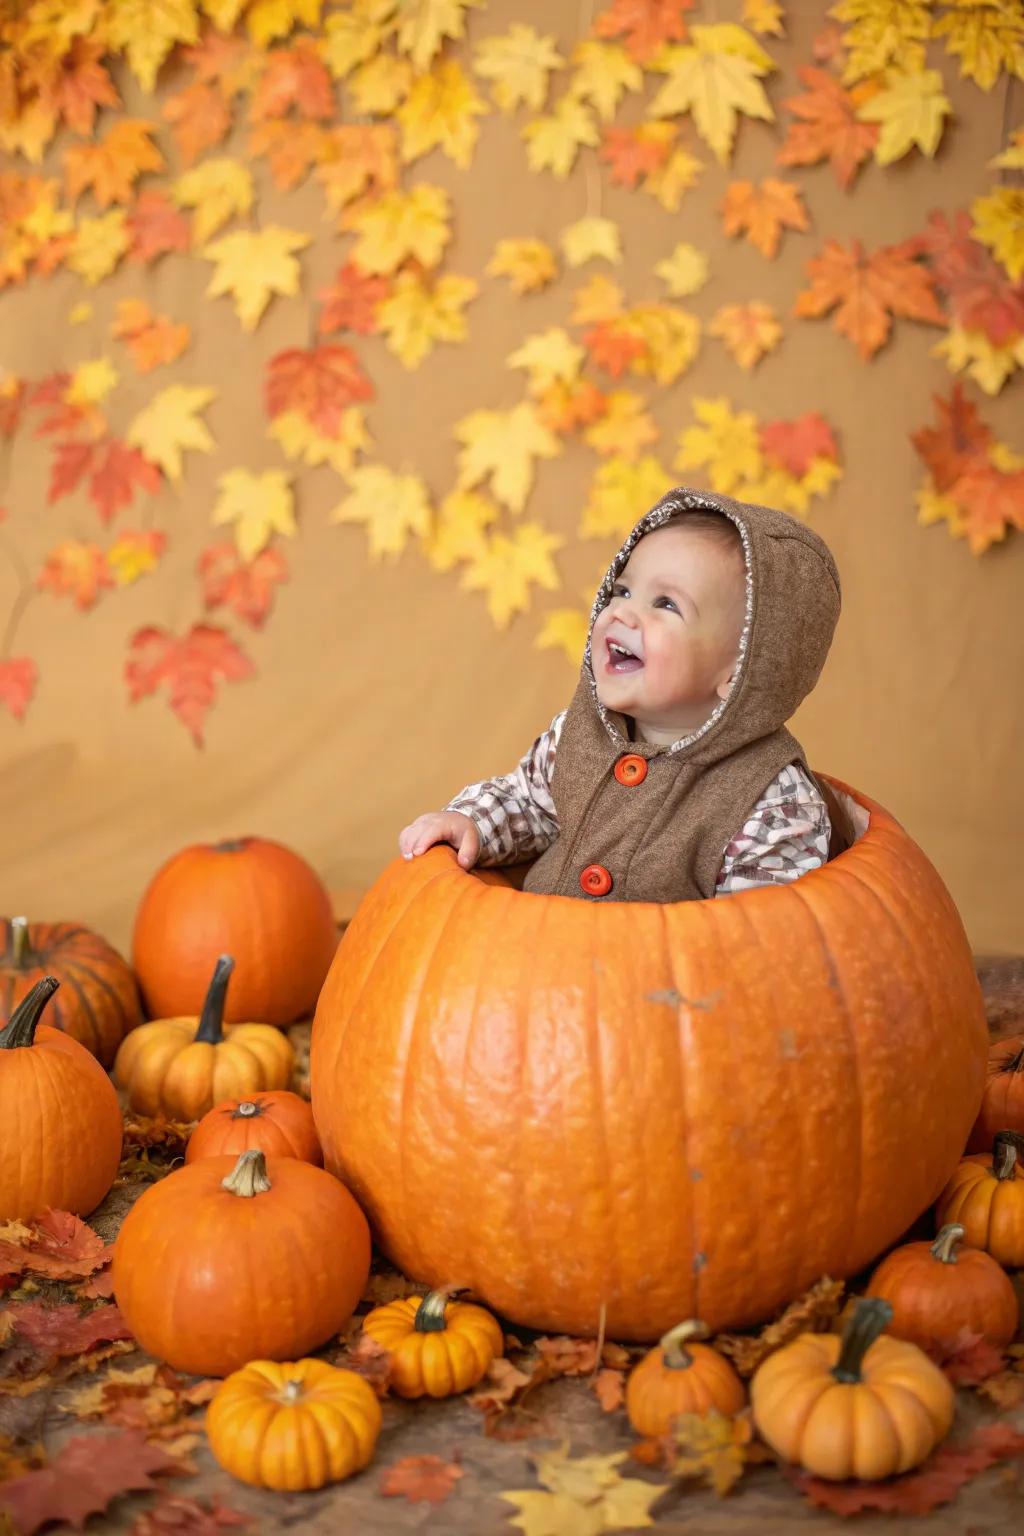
0;0;1021;950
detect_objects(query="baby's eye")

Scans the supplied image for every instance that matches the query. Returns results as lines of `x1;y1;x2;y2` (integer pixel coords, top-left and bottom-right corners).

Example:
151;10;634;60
611;583;677;612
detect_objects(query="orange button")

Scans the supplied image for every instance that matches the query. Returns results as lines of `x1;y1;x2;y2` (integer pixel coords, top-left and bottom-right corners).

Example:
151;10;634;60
614;753;647;786
580;863;613;897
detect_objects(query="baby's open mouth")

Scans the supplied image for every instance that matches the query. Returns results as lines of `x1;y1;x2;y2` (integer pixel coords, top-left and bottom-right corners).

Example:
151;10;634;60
606;638;644;673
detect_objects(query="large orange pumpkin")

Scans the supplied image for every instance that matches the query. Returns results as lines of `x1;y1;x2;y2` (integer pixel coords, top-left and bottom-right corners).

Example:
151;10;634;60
310;779;987;1341
967;1034;1024;1152
132;836;338;1024
1;916;141;1067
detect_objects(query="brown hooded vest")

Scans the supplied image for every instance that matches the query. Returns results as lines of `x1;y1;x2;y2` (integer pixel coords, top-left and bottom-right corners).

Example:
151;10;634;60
520;486;852;903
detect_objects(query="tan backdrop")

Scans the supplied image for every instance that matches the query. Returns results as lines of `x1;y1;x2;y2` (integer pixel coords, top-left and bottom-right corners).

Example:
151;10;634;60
1;3;1022;955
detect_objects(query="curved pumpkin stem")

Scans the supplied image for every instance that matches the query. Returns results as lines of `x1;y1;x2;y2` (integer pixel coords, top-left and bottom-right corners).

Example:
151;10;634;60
221;1149;272;1197
193;955;235;1045
930;1224;965;1264
0;975;60;1050
992;1131;1022;1181
660;1319;710;1370
8;916;32;970
214;839;249;853
413;1285;468;1332
231;1101;264;1120
832;1298;893;1384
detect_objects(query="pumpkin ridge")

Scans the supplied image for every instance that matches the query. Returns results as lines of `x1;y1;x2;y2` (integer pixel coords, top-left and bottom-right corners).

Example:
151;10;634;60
55;961;103;1058
62;949;127;1031
661;900;700;1325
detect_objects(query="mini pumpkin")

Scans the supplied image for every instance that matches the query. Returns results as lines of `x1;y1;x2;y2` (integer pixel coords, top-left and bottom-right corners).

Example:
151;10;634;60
206;1358;381;1491
865;1221;1018;1352
626;1320;746;1436
967;1035;1024;1152
0;976;124;1220
186;1090;322;1166
1;915;141;1067
111;1149;370;1376
361;1286;504;1398
935;1130;1024;1268
750;1298;954;1481
113;955;294;1120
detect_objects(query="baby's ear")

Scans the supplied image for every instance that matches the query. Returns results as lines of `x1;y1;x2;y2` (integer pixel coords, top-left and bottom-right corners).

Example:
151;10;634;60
715;668;737;702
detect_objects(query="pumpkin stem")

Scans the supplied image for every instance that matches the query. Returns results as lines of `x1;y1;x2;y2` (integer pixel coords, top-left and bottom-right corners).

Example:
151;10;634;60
999;1044;1024;1075
832;1298;893;1384
221;1149;272;1198
276;1379;305;1404
214;839;249;853
930;1224;965;1264
8;916;32;969
659;1319;710;1370
992;1131;1022;1181
0;975;60;1050
413;1286;467;1332
231;1101;263;1120
193;955;235;1045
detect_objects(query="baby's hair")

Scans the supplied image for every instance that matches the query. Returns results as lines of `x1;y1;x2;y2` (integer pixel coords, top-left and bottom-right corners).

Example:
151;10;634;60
676;508;744;557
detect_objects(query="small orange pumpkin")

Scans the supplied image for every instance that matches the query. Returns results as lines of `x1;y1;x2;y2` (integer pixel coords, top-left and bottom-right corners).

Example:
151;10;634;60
206;1358;381;1490
865;1221;1018;1352
935;1130;1024;1268
625;1320;746;1435
1;916;141;1067
111;1149;370;1376
361;1287;504;1398
0;977;123;1220
113;955;295;1120
967;1035;1024;1152
186;1091;322;1166
750;1298;954;1481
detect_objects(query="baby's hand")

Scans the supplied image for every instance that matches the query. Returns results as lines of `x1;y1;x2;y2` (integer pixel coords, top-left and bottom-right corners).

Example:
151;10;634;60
398;811;481;869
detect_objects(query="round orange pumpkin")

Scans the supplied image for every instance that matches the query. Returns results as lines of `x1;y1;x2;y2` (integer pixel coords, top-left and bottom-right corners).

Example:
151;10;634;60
865;1221;1018;1352
626;1320;746;1436
0;977;123;1220
967;1035;1024;1152
361;1287;504;1398
111;1149;370;1376
309;779;988;1339
1;916;141;1067
935;1131;1024;1267
186;1090;322;1165
132;836;337;1025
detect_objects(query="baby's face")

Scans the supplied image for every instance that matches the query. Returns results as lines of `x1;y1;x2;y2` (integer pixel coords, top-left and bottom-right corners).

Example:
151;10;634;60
592;523;746;741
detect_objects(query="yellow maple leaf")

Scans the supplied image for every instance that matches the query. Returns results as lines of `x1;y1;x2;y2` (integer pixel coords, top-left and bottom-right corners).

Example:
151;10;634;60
344;184;451;273
66;357;119;406
269;405;371;475
102;0;200;93
742;0;785;37
173;159;253;247
570;274;624;324
569;39;644;121
627;304;701;385
396;58;487;169
330;463;433;560
583;391;658;460
377;269;478;367
931;1;1024;92
204;226;310;330
560;216;622;268
709;301;782;369
201;0;247;26
211;468;296;560
971;186;1024;283
487;237;558;294
127;384;216;481
459;522;564;629
522;95;599;178
854;67;952;164
579;454;673;539
502;1444;662;1535
650;23;775;166
916;482;961;531
473;24;565;114
991;127;1024;171
535;603;589;663
245;0;322;49
655;242;710;297
67;210;129;285
20;190;73;245
347;52;413;115
322;7;382;80
508;328;585;391
394;0;482;72
833;0;930;85
932;324;1024;396
422;488;498;572
644;145;703;210
675;396;763;493
455;401;561;513
666;1409;756;1496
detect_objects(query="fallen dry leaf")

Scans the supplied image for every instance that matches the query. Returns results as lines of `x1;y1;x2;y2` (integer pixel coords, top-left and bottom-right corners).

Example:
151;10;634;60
925;1328;1007;1386
0;1429;183;1535
715;1276;844;1376
379;1453;464;1505
338;1332;393;1396
502;1443;665;1534
468;1356;557;1441
0;1210;110;1284
593;1368;626;1412
130;1493;252;1534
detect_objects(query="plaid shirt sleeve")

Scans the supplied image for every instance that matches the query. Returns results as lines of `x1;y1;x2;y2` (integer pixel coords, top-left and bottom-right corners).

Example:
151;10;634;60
714;762;831;896
442;710;565;865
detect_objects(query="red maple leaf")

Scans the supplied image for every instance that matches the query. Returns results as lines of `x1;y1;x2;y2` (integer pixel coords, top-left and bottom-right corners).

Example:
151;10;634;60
925;1327;1007;1386
599;126;672;188
37;541;113;610
5;1300;134;1355
919;209;1024;347
910;382;994;492
47;441;94;504
582;321;649;377
760;413;838;476
0;1209;109;1283
594;0;694;64
317;262;390;336
250;38;334;121
126;190;191;264
125;623;255;746
89;440;162;524
0;657;37;721
0;1430;182;1535
197;543;288;629
162;81;231;167
777;67;879;190
379;1454;464;1505
264;344;374;434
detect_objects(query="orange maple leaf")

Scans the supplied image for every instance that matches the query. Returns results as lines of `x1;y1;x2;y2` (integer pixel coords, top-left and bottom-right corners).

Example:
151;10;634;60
38;540;114;610
594;0;695;64
198;543;289;630
777;67;879;190
947;458;1024;555
63;120;165;208
181;31;256;99
113;299;191;373
250;39;334;122
760;413;838;476
265;345;374;435
316;124;398;218
583;320;649;377
47;436;161;523
600;125;673;188
317;261;391;335
593;1367;626;1411
793;237;945;359
162;82;231;168
125;624;255;747
0;658;37;722
536;378;608;434
126;190;191;264
720;178;809;259
33;37;120;137
379;1454;464;1506
248;119;330;191
910;382;994;492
